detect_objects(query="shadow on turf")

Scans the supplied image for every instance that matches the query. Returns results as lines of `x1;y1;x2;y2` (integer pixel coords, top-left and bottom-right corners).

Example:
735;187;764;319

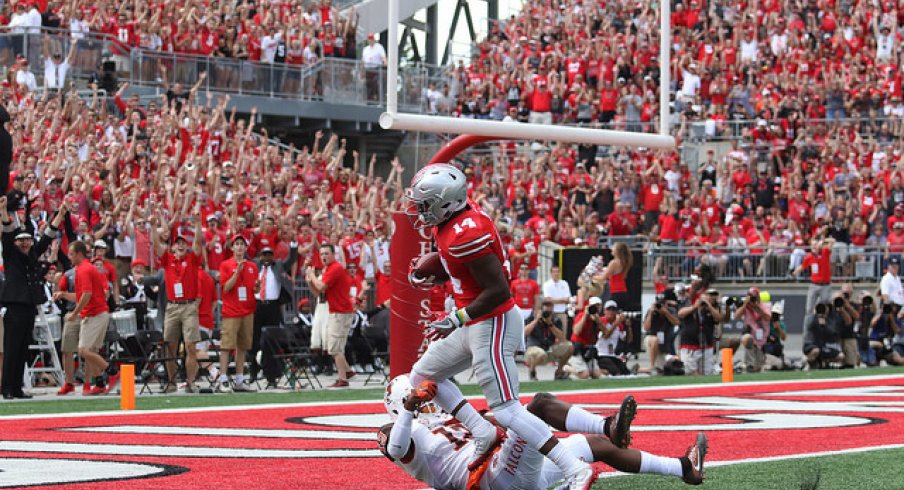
800;463;822;490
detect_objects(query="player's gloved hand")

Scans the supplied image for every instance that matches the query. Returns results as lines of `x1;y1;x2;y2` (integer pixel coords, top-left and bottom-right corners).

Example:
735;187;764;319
404;380;438;411
408;257;437;289
425;307;469;341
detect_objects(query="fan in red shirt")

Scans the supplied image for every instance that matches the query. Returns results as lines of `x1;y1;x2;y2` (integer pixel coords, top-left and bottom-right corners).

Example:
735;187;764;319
62;240;116;396
374;260;392;307
154;214;205;392
888;204;904;230
639;174;666;231
217;236;259;392
510;263;540;319
306;244;355;388
606;202;637;236
792;237;835;319
90;240;119;308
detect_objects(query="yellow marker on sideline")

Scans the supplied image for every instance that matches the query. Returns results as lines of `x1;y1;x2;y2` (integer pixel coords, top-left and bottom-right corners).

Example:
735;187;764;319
120;364;135;410
721;348;733;383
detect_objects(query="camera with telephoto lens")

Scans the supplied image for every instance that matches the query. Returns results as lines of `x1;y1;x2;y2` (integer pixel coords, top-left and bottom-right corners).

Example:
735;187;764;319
815;304;828;316
653;293;666;311
834;297;845;308
723;296;744;308
541;310;552;320
581;345;599;361
883;303;894;315
588;305;600;315
863;295;874;306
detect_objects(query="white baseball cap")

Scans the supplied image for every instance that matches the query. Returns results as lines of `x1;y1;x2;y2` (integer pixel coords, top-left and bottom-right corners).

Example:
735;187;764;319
604;300;618;310
588;297;603;306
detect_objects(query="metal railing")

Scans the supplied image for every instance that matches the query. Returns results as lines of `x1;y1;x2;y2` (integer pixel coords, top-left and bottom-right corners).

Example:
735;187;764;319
684;116;904;144
645;244;889;284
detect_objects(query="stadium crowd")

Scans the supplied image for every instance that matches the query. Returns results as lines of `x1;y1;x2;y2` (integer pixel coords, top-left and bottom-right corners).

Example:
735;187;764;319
2;0;360;64
0;0;903;396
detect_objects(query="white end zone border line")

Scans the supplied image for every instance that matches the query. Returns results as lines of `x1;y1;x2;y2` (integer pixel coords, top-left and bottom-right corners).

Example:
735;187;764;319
0;373;902;421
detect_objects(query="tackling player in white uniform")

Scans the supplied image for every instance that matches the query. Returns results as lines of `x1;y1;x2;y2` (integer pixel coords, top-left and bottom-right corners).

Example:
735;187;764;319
404;164;593;488
378;375;707;490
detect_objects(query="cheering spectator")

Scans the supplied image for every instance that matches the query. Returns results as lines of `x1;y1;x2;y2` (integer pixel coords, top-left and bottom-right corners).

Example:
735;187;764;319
217;236;258;393
511;263;540;320
153;214;204;394
64;240;118;395
306;244;355;388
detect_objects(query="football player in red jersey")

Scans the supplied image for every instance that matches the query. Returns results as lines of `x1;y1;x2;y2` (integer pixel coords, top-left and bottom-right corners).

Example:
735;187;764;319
404;164;593;489
378;375;707;489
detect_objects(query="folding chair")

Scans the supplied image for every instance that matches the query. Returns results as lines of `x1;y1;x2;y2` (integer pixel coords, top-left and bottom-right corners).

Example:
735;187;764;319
363;330;389;386
262;325;322;389
132;330;181;394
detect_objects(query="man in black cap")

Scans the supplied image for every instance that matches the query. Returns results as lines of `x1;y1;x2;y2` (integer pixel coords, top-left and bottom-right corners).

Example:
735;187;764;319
252;241;297;385
0;196;64;398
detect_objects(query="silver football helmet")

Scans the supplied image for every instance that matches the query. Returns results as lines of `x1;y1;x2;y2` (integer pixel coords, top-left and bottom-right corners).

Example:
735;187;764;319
404;163;469;230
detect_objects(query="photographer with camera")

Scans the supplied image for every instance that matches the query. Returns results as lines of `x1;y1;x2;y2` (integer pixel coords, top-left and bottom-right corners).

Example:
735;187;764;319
524;300;574;381
594;300;631;376
732;288;771;372
838;284;862;368
677;288;722;375
570;297;605;379
763;301;787;370
869;302;902;365
640;290;680;375
858;293;878;366
803;297;850;369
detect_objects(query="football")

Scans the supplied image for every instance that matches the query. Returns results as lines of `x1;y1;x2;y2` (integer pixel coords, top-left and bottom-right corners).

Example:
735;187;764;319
411;252;450;283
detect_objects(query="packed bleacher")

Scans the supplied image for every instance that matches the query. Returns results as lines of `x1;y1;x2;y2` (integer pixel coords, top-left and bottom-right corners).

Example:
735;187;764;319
3;0;360;63
1;0;904;399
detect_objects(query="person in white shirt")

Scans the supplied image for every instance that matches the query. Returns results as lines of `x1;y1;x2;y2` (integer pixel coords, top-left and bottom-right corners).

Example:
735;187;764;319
679;61;701;102
25;3;42;34
43;36;76;92
362;33;386;67
14;56;37;93
362;33;386;102
880;259;904;307
876;24;895;62
8;3;30;34
542;265;572;328
261;29;281;64
69;9;91;40
739;30;758;63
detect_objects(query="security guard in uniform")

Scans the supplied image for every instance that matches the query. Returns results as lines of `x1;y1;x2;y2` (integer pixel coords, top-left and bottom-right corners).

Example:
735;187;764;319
0;196;64;399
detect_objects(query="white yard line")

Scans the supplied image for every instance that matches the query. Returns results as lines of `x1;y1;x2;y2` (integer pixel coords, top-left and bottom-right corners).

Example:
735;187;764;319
0;373;901;421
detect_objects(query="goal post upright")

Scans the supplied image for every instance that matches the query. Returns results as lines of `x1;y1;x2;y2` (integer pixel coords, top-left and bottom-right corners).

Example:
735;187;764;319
384;1;675;377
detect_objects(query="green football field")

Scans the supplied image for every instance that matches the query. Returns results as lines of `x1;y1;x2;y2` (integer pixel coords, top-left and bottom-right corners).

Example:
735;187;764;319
3;367;903;489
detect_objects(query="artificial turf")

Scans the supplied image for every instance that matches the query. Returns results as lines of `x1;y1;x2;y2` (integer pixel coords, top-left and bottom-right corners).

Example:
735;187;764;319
1;366;902;416
597;446;904;490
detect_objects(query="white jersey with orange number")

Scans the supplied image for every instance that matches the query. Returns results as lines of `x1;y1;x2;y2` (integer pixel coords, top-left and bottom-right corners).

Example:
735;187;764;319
391;421;473;490
433;202;516;324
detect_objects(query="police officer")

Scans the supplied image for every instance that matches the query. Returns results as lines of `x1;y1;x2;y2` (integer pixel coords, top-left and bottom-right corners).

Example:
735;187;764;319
0;196;64;399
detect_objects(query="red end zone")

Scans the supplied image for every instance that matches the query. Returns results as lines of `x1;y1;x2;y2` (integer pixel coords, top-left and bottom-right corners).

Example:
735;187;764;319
2;375;904;489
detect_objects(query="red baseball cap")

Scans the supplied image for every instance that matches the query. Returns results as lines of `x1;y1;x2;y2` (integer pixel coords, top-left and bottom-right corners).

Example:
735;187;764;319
131;259;148;269
231;235;248;245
